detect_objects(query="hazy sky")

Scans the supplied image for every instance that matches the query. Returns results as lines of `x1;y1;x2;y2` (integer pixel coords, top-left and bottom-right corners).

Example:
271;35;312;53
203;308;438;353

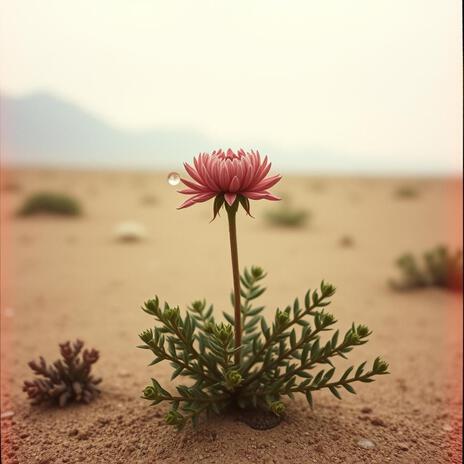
0;0;462;172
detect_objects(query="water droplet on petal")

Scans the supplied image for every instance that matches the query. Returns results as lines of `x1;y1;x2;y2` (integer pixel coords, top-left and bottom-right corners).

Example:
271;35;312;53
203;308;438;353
167;172;180;186
357;438;376;449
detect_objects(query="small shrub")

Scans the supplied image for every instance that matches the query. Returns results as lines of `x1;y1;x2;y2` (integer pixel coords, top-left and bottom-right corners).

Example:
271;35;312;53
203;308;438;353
140;194;157;206
18;192;81;216
265;203;309;228
390;246;463;292
394;186;419;199
23;340;102;407
139;267;389;429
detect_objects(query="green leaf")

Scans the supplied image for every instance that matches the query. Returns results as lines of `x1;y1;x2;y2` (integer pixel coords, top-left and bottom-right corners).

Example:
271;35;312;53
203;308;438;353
305;390;313;408
304;290;311;310
223;312;235;325
248;287;266;300
328;386;342;399
171;367;183;380
290;330;297;350
340;366;354;382
343;383;356;394
355;361;367;378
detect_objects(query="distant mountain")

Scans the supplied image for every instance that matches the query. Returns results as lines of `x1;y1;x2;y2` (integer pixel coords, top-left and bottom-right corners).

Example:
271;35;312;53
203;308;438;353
0;93;354;172
1;92;456;174
0;93;212;169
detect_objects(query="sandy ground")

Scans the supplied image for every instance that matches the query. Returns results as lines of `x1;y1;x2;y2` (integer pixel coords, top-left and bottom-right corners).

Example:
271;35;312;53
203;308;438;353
0;169;462;464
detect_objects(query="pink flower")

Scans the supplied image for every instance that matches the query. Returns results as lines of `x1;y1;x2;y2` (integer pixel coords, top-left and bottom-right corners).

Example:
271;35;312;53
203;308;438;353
178;149;281;216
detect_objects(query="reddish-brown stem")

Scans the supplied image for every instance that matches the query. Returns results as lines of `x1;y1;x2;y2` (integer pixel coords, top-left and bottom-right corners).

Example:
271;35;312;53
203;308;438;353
227;206;242;365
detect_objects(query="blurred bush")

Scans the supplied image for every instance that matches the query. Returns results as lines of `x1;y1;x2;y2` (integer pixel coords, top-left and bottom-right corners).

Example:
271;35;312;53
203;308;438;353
265;202;309;228
18;192;81;216
394;185;419;199
390;245;462;292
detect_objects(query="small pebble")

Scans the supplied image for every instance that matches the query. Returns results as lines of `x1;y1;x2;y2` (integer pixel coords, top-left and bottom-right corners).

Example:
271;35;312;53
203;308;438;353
97;417;110;427
361;407;372;414
339;236;354;247
1;411;15;420
371;417;386;427
113;221;147;242
397;443;409;451
357;438;376;449
77;432;89;440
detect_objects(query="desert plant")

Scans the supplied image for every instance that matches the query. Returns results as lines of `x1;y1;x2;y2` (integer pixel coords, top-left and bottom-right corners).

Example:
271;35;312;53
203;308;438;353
394;185;419;199
140;194;157;205
265;202;309;228
390;245;463;292
23;340;101;406
139;149;388;429
18;192;81;216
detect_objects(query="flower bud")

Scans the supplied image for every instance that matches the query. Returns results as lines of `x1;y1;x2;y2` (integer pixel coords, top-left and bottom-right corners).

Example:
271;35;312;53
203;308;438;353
144;298;159;314
165;410;185;427
374;357;389;373
143;385;159;401
191;300;205;312
320;281;336;297
275;308;290;327
251;266;264;279
139;329;153;344
270;401;285;416
163;307;180;323
322;313;335;325
213;323;233;344
225;370;242;388
356;324;370;338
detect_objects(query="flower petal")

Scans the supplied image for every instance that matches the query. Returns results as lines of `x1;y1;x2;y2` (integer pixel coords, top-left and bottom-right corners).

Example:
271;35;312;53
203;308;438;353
252;174;282;191
229;175;240;192
224;193;237;206
184;162;203;185
242;191;281;201
180;178;208;192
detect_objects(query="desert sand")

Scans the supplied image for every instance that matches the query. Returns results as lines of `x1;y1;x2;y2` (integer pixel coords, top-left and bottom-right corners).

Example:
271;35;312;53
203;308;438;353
1;169;462;464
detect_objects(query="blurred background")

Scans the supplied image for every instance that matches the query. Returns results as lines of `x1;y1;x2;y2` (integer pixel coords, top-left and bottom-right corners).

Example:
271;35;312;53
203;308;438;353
0;0;462;174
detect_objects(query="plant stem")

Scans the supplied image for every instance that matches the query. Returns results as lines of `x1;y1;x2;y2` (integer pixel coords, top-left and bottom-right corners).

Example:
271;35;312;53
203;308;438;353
227;206;242;365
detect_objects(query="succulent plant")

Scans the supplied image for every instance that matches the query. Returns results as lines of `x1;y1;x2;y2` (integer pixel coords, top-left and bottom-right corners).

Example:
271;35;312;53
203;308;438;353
23;340;101;407
139;268;389;429
390;245;463;292
139;150;389;429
